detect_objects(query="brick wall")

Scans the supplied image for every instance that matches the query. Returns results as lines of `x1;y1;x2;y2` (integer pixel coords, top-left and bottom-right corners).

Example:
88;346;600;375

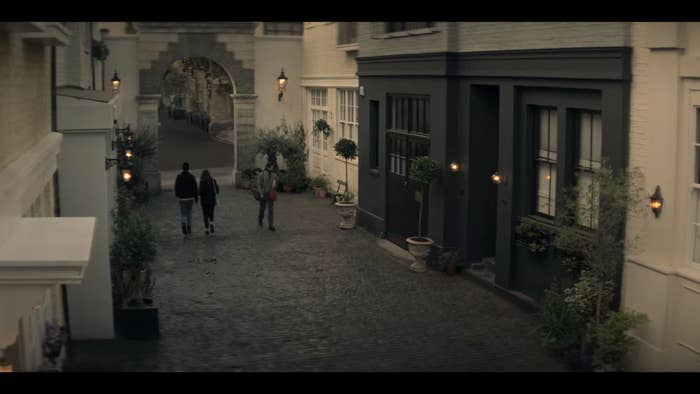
0;31;52;172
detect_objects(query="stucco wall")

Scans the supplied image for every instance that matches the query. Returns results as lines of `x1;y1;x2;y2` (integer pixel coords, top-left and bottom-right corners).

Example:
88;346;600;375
300;22;359;196
254;34;303;131
623;22;700;371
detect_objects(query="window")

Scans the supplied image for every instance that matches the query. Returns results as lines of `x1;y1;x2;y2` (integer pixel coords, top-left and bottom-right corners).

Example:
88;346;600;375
387;94;430;176
338;89;358;142
534;107;558;217
309;88;328;151
693;109;700;264
264;22;303;36
337;22;358;45
574;111;602;229
370;100;379;169
387;94;430;134
386;22;434;33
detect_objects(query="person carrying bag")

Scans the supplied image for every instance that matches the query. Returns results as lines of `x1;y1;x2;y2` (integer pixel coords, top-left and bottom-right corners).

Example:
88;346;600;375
198;169;220;235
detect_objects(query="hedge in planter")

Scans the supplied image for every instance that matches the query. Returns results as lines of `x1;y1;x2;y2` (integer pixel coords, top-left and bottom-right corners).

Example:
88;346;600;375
334;138;357;200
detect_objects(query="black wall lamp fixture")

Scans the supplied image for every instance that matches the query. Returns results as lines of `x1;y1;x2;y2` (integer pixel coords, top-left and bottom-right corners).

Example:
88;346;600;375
650;185;663;218
277;68;288;101
111;70;121;93
448;161;462;173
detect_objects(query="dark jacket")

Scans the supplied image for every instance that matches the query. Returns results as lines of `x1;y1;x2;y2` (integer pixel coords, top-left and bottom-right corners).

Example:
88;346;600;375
199;178;220;206
175;171;198;202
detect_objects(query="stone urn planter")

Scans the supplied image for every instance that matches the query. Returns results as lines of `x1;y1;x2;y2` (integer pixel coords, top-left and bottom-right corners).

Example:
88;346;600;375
335;201;357;229
406;236;434;273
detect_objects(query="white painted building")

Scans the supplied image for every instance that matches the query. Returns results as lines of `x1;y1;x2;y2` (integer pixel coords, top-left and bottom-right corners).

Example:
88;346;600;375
0;22;98;371
301;22;359;197
623;22;700;371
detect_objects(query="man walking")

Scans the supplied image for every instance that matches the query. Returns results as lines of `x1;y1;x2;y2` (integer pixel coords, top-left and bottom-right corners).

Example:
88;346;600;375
257;162;277;231
175;162;198;239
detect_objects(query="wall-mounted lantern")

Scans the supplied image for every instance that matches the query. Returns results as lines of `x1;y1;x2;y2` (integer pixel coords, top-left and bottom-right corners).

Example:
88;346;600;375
124;148;134;159
650;185;663;218
121;167;133;183
491;171;506;185
111;70;121;93
359;86;365;97
448;161;462;173
277;68;288;101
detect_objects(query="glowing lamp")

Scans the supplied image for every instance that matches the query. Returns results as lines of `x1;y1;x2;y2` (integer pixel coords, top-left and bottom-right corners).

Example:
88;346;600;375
121;168;133;183
111;70;121;93
491;171;506;185
449;161;461;173
650;185;663;218
277;68;288;101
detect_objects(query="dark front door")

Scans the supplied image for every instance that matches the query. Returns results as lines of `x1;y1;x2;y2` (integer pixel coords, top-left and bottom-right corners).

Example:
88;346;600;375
386;131;430;248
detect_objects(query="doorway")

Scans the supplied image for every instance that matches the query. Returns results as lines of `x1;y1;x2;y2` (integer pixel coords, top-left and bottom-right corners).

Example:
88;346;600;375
465;85;500;264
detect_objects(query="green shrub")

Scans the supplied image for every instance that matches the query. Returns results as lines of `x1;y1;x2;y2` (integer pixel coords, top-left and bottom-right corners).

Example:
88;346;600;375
310;174;330;189
111;212;156;273
515;218;553;254
591;309;648;372
537;286;585;363
313;118;333;137
409;156;441;185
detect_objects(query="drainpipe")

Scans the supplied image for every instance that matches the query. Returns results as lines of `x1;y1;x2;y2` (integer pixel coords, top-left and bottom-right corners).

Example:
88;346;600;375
90;22;95;90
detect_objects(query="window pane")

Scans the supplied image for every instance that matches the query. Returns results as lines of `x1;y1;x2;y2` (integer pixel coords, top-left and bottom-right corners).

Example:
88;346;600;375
579;113;592;167
591;113;602;168
575;171;598;228
536;162;557;216
696;147;700;184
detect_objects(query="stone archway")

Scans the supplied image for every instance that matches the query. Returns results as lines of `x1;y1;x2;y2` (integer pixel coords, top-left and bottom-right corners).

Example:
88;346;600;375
133;22;259;193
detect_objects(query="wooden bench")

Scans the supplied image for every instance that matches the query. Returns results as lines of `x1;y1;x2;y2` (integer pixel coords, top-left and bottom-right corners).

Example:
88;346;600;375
331;180;347;204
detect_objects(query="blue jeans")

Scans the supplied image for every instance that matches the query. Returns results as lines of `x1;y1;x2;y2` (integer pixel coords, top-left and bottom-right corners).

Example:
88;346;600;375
179;199;194;232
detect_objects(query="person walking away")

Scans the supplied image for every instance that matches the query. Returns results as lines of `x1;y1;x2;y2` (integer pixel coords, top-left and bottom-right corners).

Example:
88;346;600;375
174;162;198;239
257;162;277;231
198;169;220;235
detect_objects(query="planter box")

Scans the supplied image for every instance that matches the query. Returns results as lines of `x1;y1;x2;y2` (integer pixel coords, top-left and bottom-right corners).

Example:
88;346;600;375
117;305;160;340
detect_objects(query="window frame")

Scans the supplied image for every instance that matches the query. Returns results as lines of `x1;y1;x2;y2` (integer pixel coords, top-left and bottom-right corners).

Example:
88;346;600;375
531;105;559;219
309;88;329;151
385;22;435;33
338;88;359;143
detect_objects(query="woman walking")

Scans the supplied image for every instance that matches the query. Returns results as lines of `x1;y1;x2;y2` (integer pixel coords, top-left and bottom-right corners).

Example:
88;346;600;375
257;162;277;231
198;169;220;235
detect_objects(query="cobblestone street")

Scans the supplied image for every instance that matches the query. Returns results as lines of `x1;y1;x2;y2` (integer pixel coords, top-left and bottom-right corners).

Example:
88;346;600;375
65;185;570;372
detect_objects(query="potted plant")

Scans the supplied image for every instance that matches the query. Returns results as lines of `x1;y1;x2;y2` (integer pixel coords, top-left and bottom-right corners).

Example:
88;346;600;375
313;118;333;138
310;175;330;198
111;211;160;339
42;322;67;364
438;249;461;276
334;138;358;229
91;40;110;61
406;156;441;273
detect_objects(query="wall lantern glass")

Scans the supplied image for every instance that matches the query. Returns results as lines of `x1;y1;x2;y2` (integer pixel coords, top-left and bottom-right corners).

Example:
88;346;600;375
277;68;288;101
650;185;663;218
124;148;134;159
448;161;462;173
121;168;133;183
111;70;121;93
491;171;506;185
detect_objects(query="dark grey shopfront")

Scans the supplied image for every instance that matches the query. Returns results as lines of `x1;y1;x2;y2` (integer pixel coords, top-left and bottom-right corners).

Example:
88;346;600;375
356;47;631;301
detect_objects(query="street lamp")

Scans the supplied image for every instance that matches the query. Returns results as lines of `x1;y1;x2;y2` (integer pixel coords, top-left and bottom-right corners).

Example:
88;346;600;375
277;68;288;102
111;70;121;93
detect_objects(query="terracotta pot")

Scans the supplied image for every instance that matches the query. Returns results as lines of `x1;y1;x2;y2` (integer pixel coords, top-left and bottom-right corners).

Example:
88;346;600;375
406;236;434;273
334;201;357;229
313;187;326;198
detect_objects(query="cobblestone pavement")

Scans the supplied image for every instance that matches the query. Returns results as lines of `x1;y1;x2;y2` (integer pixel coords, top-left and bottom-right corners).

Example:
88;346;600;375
157;111;235;171
65;186;570;372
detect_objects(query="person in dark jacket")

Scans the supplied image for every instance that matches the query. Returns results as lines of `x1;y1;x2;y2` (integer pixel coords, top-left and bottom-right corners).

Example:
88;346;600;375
257;161;278;231
198;169;220;235
174;162;198;239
